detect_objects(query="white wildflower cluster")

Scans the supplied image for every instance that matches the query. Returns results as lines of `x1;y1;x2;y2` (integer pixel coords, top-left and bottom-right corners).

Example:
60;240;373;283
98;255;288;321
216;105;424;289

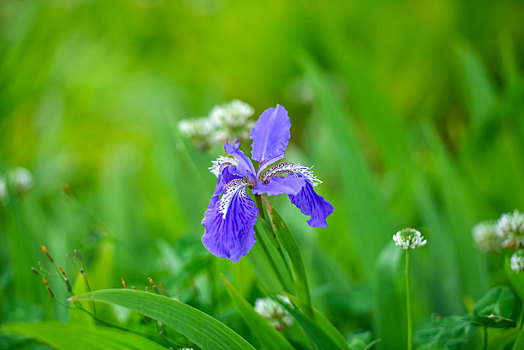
473;221;502;252
0;167;33;205
496;210;524;249
178;100;254;151
510;250;524;273
393;228;427;250
254;296;293;331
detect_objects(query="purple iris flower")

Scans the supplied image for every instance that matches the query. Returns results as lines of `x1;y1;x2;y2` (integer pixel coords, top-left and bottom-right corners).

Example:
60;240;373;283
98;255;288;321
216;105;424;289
201;105;334;262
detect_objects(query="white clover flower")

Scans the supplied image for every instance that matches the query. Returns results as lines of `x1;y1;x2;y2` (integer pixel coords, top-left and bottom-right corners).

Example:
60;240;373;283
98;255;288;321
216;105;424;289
510;250;524;272
473;221;502;252
254;296;293;331
496;210;524;249
9;167;33;194
178;100;255;151
0;176;6;205
393;228;427;250
209;100;254;128
178;117;215;138
0;167;34;205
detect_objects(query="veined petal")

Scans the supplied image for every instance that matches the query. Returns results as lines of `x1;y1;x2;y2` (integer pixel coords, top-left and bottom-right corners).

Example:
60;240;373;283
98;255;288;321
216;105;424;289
261;163;322;186
253;174;305;196
201;179;259;263
205;165;241;212
289;176;333;228
250;105;291;177
224;138;256;180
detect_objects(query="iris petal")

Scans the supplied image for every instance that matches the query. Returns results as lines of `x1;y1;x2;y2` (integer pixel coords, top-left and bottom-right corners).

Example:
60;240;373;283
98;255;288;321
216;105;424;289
289;179;334;228
201;179;259;263
250;105;291;177
253;174;305;196
224;138;256;180
204;165;241;212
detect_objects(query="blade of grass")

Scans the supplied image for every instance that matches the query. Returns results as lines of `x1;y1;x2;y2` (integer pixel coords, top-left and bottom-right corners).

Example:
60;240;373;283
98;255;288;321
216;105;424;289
221;275;295;350
71;289;255;350
1;321;168;350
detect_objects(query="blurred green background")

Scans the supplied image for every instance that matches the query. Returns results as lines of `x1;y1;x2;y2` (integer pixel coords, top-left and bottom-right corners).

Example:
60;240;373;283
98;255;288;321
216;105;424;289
1;0;524;348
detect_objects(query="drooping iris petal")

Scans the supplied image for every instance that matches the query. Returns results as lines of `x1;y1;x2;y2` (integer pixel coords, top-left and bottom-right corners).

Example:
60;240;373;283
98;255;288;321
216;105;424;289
253;174;305;196
250;105;291;177
289;179;334;228
201;179;259;263
224;138;256;180
205;165;241;211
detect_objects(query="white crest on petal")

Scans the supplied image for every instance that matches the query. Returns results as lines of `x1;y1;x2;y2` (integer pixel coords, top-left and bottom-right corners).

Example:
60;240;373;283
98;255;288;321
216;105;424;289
209;156;238;177
218;179;247;219
261;162;322;186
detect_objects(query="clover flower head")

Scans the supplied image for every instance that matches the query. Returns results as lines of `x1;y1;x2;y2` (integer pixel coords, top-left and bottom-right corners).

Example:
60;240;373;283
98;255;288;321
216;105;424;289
511;250;524;273
473;221;502;252
0;177;6;205
254;296;293;331
209;100;254;128
9;167;33;194
178;100;255;151
496;210;524;249
178;117;214;138
393;228;427;250
0;167;33;205
201;105;334;262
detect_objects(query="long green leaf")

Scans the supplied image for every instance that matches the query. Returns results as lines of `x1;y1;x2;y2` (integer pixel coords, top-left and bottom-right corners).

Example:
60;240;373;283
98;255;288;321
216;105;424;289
1;321;167;350
279;294;350;350
71;289;255;350
222;275;295;350
286;294;350;350
265;206;312;314
373;243;405;349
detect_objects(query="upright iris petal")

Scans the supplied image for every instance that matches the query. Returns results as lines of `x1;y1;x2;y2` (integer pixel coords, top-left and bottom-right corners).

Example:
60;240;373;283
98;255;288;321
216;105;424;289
202;179;259;263
224;138;256;181
250;105;291;177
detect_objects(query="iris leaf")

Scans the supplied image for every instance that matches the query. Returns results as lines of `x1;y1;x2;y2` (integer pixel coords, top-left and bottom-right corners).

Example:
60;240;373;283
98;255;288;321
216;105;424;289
265;206;312;315
70;289;255;350
0;321;167;350
221;275;295;350
279;294;350;350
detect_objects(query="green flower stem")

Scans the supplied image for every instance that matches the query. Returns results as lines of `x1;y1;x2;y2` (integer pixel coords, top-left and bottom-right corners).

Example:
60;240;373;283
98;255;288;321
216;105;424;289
483;326;488;350
254;195;291;292
405;249;412;350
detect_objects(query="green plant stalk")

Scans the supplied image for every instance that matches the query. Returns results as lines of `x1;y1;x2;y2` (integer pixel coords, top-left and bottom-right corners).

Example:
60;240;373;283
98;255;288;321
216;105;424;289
405;250;412;350
254;195;291;292
484;326;488;350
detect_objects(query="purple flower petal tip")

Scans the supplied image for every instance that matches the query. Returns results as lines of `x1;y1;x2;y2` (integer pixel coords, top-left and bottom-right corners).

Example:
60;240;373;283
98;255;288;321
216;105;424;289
289;180;334;228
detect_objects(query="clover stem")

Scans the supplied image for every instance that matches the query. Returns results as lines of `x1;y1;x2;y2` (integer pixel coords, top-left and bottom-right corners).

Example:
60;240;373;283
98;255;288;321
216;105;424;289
483;326;487;350
405;249;412;350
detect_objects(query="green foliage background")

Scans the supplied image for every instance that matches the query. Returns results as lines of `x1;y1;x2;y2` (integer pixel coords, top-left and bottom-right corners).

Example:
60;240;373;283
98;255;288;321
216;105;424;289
1;0;524;348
